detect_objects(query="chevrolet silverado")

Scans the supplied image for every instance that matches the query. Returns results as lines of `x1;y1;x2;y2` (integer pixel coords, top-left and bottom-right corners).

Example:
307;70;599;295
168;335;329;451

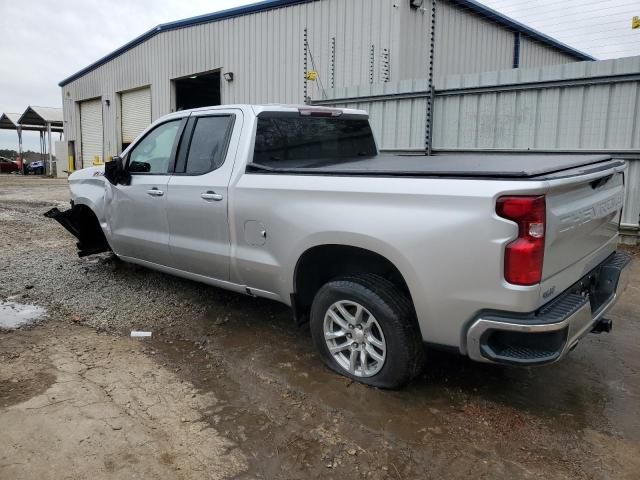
46;104;631;388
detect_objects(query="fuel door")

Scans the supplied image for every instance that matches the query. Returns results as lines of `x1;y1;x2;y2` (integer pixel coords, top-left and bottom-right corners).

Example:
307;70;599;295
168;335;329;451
244;220;267;246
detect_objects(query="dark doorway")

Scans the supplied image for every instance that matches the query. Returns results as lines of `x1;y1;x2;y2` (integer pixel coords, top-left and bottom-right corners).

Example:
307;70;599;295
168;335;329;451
174;71;221;111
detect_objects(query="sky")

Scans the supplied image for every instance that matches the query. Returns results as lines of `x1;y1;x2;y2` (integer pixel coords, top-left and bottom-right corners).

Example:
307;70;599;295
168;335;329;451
0;0;638;151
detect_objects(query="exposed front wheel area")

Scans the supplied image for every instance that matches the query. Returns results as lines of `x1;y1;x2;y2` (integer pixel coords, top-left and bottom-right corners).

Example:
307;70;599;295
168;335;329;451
310;274;424;389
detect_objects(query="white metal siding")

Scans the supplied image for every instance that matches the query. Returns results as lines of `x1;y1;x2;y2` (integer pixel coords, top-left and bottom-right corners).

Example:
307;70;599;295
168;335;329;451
432;56;640;151
62;0;402;142
80;99;103;168
121;87;151;144
432;0;515;84
316;58;640;152
519;36;577;68
60;0;582;161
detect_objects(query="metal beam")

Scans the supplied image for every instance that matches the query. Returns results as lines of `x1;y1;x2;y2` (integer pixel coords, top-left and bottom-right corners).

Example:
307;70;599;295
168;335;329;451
434;73;640;97
311;90;430;105
312;73;640;106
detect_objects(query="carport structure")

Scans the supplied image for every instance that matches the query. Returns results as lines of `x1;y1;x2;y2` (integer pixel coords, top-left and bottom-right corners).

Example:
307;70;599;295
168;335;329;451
0;110;64;174
15;106;64;175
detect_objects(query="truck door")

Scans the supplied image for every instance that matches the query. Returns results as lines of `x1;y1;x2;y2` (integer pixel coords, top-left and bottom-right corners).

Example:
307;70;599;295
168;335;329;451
165;109;242;280
107;119;184;264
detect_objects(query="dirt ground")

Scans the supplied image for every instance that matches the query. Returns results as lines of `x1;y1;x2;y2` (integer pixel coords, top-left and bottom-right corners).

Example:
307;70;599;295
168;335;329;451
1;175;640;480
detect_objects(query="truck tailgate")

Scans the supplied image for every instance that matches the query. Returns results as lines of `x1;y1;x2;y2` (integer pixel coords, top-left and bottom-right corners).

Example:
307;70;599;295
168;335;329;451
543;161;625;282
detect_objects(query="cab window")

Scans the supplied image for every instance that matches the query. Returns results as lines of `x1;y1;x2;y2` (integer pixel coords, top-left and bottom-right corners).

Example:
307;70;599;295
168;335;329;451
183;115;234;175
128;120;181;174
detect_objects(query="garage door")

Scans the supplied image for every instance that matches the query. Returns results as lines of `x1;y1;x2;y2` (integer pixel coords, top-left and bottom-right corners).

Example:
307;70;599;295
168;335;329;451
121;87;151;146
80;99;103;169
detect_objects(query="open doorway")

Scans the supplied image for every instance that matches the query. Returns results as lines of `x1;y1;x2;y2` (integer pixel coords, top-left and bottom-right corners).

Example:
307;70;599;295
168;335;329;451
173;71;221;111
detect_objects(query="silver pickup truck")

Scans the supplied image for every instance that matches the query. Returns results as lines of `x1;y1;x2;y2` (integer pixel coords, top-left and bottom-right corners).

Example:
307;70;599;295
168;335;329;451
47;104;631;388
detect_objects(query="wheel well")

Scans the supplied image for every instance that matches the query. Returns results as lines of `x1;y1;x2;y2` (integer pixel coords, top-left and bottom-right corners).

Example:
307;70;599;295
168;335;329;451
293;245;413;316
74;205;109;251
48;203;110;257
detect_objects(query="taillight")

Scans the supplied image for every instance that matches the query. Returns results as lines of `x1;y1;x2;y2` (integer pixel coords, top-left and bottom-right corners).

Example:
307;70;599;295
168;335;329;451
496;195;546;286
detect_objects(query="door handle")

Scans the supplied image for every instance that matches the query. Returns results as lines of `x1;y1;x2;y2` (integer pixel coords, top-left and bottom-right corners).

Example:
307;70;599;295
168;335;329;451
146;188;164;197
201;191;223;201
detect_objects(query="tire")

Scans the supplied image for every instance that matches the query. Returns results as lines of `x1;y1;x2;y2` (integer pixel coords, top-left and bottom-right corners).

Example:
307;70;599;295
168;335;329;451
310;274;425;389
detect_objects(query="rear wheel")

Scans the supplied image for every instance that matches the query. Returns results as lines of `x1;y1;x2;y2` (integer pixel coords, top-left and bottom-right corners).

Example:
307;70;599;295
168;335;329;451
310;274;424;389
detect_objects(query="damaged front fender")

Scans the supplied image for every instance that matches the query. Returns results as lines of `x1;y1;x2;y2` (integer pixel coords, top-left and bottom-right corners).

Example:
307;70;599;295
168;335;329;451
45;205;111;257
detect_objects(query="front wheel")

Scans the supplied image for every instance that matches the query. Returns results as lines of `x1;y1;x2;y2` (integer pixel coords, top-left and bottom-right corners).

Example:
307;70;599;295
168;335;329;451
310;274;425;389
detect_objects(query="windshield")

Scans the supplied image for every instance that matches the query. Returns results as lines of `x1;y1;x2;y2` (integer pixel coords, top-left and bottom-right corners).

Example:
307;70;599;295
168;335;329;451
253;113;377;168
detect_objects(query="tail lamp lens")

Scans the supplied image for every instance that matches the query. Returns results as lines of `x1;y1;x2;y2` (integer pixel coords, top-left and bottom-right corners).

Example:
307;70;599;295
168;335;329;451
496;195;546;286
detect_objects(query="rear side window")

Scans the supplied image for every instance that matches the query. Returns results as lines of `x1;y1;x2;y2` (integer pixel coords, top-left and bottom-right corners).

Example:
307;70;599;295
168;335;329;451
253;114;377;167
184;115;234;175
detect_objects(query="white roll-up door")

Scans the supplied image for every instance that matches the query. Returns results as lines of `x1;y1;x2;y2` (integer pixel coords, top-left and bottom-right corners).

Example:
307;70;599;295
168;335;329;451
80;99;103;169
121;87;151;145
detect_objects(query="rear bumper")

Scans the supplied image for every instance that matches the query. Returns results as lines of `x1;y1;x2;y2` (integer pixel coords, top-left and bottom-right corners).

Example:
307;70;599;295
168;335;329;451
466;251;631;366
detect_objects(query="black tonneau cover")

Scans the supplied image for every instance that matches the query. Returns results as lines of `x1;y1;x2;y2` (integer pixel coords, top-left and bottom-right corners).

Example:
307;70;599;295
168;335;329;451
248;154;623;179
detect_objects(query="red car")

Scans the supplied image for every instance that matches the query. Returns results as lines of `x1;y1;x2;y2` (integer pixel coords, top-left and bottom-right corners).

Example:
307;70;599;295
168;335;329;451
0;157;19;174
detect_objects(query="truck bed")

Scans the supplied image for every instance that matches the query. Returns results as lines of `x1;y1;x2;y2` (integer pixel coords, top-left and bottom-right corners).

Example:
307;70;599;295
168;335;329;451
248;154;624;179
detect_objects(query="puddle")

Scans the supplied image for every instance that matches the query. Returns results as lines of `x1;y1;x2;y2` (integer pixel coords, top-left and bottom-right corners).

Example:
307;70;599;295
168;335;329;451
0;370;56;407
0;301;47;329
129;272;640;478
164;291;640;444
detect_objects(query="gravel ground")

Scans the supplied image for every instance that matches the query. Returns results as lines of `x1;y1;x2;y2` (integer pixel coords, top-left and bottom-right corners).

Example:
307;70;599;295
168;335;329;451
0;177;236;334
2;175;640;479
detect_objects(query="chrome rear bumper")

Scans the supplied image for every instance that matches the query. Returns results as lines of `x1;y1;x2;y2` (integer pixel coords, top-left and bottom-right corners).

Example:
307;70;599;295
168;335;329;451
466;251;631;366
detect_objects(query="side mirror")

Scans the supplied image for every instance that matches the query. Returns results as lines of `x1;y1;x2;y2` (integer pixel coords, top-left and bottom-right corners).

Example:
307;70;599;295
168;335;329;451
104;156;131;186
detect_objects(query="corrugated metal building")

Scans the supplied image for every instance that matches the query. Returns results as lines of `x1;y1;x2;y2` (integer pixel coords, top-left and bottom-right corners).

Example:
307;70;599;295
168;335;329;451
59;0;592;168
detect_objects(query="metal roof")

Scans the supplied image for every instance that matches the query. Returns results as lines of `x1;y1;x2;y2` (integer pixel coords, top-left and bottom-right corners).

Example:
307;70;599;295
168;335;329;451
1;111;64;132
0;113;21;129
58;0;595;87
17;106;63;127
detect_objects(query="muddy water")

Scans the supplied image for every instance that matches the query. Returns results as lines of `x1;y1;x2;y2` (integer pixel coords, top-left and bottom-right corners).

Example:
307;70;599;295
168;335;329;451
148;268;640;478
194;299;640;440
0;301;46;329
